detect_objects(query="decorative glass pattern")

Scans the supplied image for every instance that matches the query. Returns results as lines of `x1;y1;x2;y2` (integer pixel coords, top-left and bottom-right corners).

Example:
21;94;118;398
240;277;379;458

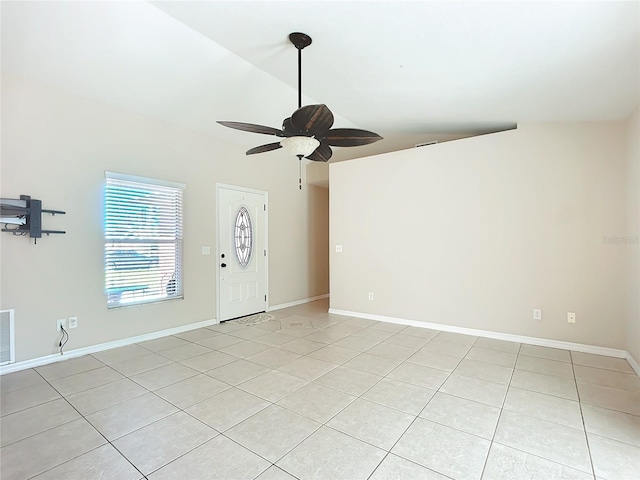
234;206;253;268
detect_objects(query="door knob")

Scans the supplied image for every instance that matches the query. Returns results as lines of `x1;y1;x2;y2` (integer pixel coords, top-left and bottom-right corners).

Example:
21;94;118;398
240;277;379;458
221;263;227;268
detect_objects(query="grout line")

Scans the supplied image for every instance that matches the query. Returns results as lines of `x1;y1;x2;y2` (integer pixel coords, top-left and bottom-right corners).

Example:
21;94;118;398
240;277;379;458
572;350;598;480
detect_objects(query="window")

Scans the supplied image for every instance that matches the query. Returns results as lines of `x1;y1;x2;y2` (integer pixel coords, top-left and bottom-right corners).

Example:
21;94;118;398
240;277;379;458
104;172;185;308
234;206;253;268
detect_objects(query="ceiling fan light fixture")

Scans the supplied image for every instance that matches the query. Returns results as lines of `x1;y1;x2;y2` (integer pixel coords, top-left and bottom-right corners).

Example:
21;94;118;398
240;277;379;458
280;136;320;158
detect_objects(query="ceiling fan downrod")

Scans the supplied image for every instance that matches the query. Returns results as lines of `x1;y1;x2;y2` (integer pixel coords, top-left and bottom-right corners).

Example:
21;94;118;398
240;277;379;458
289;32;312;110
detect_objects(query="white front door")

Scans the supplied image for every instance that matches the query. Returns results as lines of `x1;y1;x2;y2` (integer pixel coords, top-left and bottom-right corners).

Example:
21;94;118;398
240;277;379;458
217;184;268;322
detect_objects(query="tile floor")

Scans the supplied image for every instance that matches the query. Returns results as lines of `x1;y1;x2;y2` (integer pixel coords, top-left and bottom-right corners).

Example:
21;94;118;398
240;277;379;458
1;299;639;480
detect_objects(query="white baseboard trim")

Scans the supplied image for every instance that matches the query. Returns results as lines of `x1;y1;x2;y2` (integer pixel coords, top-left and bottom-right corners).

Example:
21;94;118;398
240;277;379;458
329;308;632;361
626;352;640;377
0;318;218;375
268;294;329;312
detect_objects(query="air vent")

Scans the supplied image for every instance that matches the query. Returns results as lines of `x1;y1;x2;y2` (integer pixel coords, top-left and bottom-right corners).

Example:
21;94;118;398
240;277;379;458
0;309;15;365
415;141;438;148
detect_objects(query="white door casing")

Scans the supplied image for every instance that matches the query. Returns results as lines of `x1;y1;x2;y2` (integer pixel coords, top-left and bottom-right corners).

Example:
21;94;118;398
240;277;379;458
216;184;268;322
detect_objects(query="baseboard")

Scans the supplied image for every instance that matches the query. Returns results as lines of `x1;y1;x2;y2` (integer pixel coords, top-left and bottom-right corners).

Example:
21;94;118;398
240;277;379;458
329;308;631;360
626;352;640;377
268;293;329;312
0;317;218;375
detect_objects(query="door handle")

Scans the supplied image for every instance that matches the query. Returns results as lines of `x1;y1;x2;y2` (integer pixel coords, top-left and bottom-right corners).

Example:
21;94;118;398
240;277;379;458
221;263;227;268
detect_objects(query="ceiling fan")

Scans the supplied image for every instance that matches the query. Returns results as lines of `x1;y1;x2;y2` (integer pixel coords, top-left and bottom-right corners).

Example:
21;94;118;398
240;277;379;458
217;32;383;187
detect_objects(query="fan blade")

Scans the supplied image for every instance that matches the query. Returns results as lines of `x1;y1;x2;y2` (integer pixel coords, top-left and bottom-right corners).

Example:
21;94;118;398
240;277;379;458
320;128;383;147
291;104;334;135
246;142;283;155
217;121;283;137
305;143;333;162
282;117;296;136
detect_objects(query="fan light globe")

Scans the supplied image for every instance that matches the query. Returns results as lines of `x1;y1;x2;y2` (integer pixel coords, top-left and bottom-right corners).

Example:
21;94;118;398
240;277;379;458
280;136;320;158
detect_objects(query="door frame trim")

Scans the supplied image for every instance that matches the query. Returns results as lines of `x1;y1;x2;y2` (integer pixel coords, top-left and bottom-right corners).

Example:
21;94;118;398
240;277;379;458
215;183;269;323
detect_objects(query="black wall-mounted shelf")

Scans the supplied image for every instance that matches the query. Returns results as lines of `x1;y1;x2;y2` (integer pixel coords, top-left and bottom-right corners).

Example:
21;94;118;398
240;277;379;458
1;195;65;244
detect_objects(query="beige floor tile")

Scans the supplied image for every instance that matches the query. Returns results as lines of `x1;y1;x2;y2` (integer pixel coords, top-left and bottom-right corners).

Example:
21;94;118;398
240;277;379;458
277;382;356;423
0;398;80;447
516;355;575;379
35;355;105;380
109;353;173;377
137;335;190;352
344;353;402;376
86;392;178;440
494;410;591;473
1;382;61;416
577;381;640;416
465;346;517;368
179;350;238;372
327;398;415;450
406;348;463;372
482;443;593;480
155;374;230;409
226;404;320;462
219;340;274;358
421;339;472;357
333;334;382;352
277;426;386;480
369;322;407;333
186;386;270;431
277;356;338;381
113;412;217;475
194;333;243;349
367;342;418;361
91;345;150;365
386;362;449;390
369;454;449;480
304;329;350;344
362;378;435;415
574;364;640;392
315;366;382;396
47;366;124;396
238;370;307;402
341;317;379;328
174;327;221;342
0;418;106;480
279;338;325;355
453;358;513;385
439;374;508;408
510;369;578;400
31;444;143;480
352;328;396;342
130;362;199;390
0;369;46;394
148;435;269;480
473;337;520;354
384;333;430;349
206;321;246;333
399;326;441;340
503;387;583;429
519;344;572;363
434;332;478;346
255;466;298;480
65;378;147;416
228;326;272;340
581;404;640;447
571;351;635;373
158;343;212;362
420;392;500;440
392;418;490;480
247;348;301;368
307;345;360;364
588;432;640;480
254;332;298;346
206;358;270;385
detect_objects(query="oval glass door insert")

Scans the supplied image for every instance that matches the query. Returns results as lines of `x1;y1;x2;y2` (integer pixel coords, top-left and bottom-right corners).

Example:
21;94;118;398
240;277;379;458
234;206;253;268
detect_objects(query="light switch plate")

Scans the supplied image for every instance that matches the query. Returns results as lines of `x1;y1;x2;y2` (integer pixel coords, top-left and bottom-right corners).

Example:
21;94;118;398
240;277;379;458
335;245;343;253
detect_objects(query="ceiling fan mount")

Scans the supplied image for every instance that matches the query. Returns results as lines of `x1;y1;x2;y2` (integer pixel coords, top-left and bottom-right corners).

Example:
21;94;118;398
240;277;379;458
217;31;382;188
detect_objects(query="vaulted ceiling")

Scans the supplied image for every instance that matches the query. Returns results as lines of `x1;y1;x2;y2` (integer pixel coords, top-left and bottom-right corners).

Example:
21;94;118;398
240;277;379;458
2;1;638;162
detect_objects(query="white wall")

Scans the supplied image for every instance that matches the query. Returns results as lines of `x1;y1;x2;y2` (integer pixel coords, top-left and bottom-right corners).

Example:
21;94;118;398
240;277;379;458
0;73;329;362
625;106;640;362
330;121;632;351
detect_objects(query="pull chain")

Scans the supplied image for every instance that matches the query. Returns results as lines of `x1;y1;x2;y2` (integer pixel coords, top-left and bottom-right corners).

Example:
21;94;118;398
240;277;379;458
298;156;302;190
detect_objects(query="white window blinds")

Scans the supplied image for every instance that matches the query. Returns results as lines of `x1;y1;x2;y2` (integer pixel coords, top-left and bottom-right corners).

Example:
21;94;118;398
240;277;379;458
105;172;185;308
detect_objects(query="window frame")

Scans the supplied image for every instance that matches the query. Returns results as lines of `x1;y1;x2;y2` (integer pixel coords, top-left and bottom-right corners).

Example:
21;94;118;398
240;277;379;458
104;171;186;309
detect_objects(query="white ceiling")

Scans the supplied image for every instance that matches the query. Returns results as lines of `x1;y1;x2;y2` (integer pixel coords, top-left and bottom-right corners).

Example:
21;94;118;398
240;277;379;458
2;1;638;162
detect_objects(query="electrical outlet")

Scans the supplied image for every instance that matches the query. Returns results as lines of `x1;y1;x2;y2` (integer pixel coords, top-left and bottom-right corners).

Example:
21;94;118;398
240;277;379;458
368;292;374;301
68;316;78;329
533;309;542;320
201;246;211;255
56;319;67;331
567;312;576;324
335;245;343;253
